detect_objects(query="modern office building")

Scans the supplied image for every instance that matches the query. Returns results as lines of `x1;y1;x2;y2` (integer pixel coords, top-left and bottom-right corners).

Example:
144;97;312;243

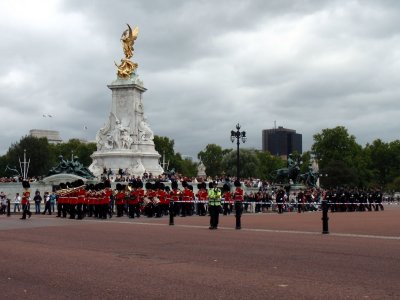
262;126;302;158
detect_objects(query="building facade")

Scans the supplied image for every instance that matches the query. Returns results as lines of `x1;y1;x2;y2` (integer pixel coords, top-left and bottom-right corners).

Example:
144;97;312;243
29;129;62;144
262;126;302;158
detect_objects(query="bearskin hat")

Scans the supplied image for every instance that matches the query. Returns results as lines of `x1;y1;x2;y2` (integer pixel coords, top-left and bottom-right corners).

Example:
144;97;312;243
197;183;202;190
223;183;230;192
116;183;123;191
171;181;178;189
103;179;111;188
234;180;241;187
145;182;152;190
188;185;193;191
165;186;171;192
201;182;207;189
59;182;66;189
181;181;188;188
22;180;30;189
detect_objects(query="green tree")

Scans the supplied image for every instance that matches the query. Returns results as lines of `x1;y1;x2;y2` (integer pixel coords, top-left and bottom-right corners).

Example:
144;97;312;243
5;136;55;177
197;144;226;177
51;139;96;167
221;148;260;178
255;150;286;180
312;126;367;187
364;139;400;188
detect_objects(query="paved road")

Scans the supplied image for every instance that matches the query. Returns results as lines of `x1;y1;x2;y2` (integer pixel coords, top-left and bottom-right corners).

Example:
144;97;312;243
0;207;399;299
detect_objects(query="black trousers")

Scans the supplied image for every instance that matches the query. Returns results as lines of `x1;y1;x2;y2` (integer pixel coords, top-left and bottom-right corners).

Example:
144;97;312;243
21;204;31;219
235;201;243;228
209;205;220;228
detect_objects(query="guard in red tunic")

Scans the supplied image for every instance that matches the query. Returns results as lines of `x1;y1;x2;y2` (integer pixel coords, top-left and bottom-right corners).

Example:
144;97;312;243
115;183;125;217
128;181;137;218
20;180;32;220
170;181;181;217
156;182;168;218
181;181;191;217
233;180;244;229
103;180;113;219
135;180;145;218
196;182;208;216
222;183;232;215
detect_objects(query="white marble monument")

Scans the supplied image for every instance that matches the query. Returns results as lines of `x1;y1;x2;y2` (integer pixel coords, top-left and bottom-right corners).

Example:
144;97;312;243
89;24;163;177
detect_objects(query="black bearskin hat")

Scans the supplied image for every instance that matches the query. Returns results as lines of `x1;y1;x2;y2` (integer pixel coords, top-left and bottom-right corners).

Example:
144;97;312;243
116;183;123;191
234;180;241;187
181;181;188;188
103;179;111;188
145;182;152;190
223;183;230;192
171;181;178;189
137;180;143;188
22;180;30;189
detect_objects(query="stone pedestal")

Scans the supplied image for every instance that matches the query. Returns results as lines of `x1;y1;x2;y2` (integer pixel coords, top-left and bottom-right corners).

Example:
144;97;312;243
89;73;163;177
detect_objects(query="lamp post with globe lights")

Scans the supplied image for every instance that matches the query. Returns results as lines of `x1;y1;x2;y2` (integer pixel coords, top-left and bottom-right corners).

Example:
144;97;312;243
230;123;247;180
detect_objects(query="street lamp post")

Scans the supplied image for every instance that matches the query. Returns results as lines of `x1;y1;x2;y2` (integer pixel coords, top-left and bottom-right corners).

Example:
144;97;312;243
230;123;247;179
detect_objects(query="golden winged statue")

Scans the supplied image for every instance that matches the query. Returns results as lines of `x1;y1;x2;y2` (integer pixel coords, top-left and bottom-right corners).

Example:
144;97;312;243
116;24;139;79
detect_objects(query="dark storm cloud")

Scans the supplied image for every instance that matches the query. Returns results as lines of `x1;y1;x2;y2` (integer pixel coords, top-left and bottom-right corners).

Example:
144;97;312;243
0;0;399;159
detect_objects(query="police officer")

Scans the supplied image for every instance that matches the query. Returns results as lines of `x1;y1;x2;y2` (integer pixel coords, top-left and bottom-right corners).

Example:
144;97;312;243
208;182;221;230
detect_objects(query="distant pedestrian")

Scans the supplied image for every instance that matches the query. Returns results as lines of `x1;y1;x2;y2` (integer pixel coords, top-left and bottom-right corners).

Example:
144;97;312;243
14;193;21;213
42;192;52;215
33;191;42;214
0;192;7;214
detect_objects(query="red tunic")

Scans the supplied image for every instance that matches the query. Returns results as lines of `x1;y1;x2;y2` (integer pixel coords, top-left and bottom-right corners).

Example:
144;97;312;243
197;189;208;203
21;191;30;205
233;188;244;201
223;191;233;204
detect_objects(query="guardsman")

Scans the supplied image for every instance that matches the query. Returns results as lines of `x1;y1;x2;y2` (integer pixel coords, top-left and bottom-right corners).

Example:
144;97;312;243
171;181;181;217
20;180;32;220
135;180;145;217
208;182;222;230
196;182;208;216
156;182;167;217
128;181;137;218
103;180;113;218
181;181;191;217
233;180;244;229
76;180;85;219
115;184;125;217
222;183;232;215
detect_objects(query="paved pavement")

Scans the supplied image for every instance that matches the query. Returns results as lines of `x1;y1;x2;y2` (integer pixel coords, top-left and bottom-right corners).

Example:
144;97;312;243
0;207;399;299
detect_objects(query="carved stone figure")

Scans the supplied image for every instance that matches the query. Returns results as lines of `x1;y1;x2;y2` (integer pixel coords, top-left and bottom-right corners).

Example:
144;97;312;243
138;118;154;141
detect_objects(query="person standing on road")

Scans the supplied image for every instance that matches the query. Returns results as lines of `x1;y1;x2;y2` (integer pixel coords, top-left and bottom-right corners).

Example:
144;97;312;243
42;191;52;215
208;182;222;230
33;190;42;214
20;181;32;220
233;180;244;230
14;193;21;213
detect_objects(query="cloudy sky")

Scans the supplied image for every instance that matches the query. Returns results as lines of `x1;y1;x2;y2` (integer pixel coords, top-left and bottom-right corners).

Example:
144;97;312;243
1;0;399;159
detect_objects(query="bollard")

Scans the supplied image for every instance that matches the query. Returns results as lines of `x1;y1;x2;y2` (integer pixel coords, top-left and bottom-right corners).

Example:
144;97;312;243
169;200;174;225
7;199;11;217
321;199;329;234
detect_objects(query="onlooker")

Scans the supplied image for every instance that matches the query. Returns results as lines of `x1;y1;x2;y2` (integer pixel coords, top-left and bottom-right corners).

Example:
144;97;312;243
14;193;21;213
33;190;42;214
49;192;56;212
0;192;7;214
42;192;51;215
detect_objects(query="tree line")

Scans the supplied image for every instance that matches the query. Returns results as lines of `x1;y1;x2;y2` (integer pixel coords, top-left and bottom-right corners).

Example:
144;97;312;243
1;126;399;191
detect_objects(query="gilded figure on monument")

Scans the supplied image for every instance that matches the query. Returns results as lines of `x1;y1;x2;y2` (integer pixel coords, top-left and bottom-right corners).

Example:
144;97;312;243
116;24;139;79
